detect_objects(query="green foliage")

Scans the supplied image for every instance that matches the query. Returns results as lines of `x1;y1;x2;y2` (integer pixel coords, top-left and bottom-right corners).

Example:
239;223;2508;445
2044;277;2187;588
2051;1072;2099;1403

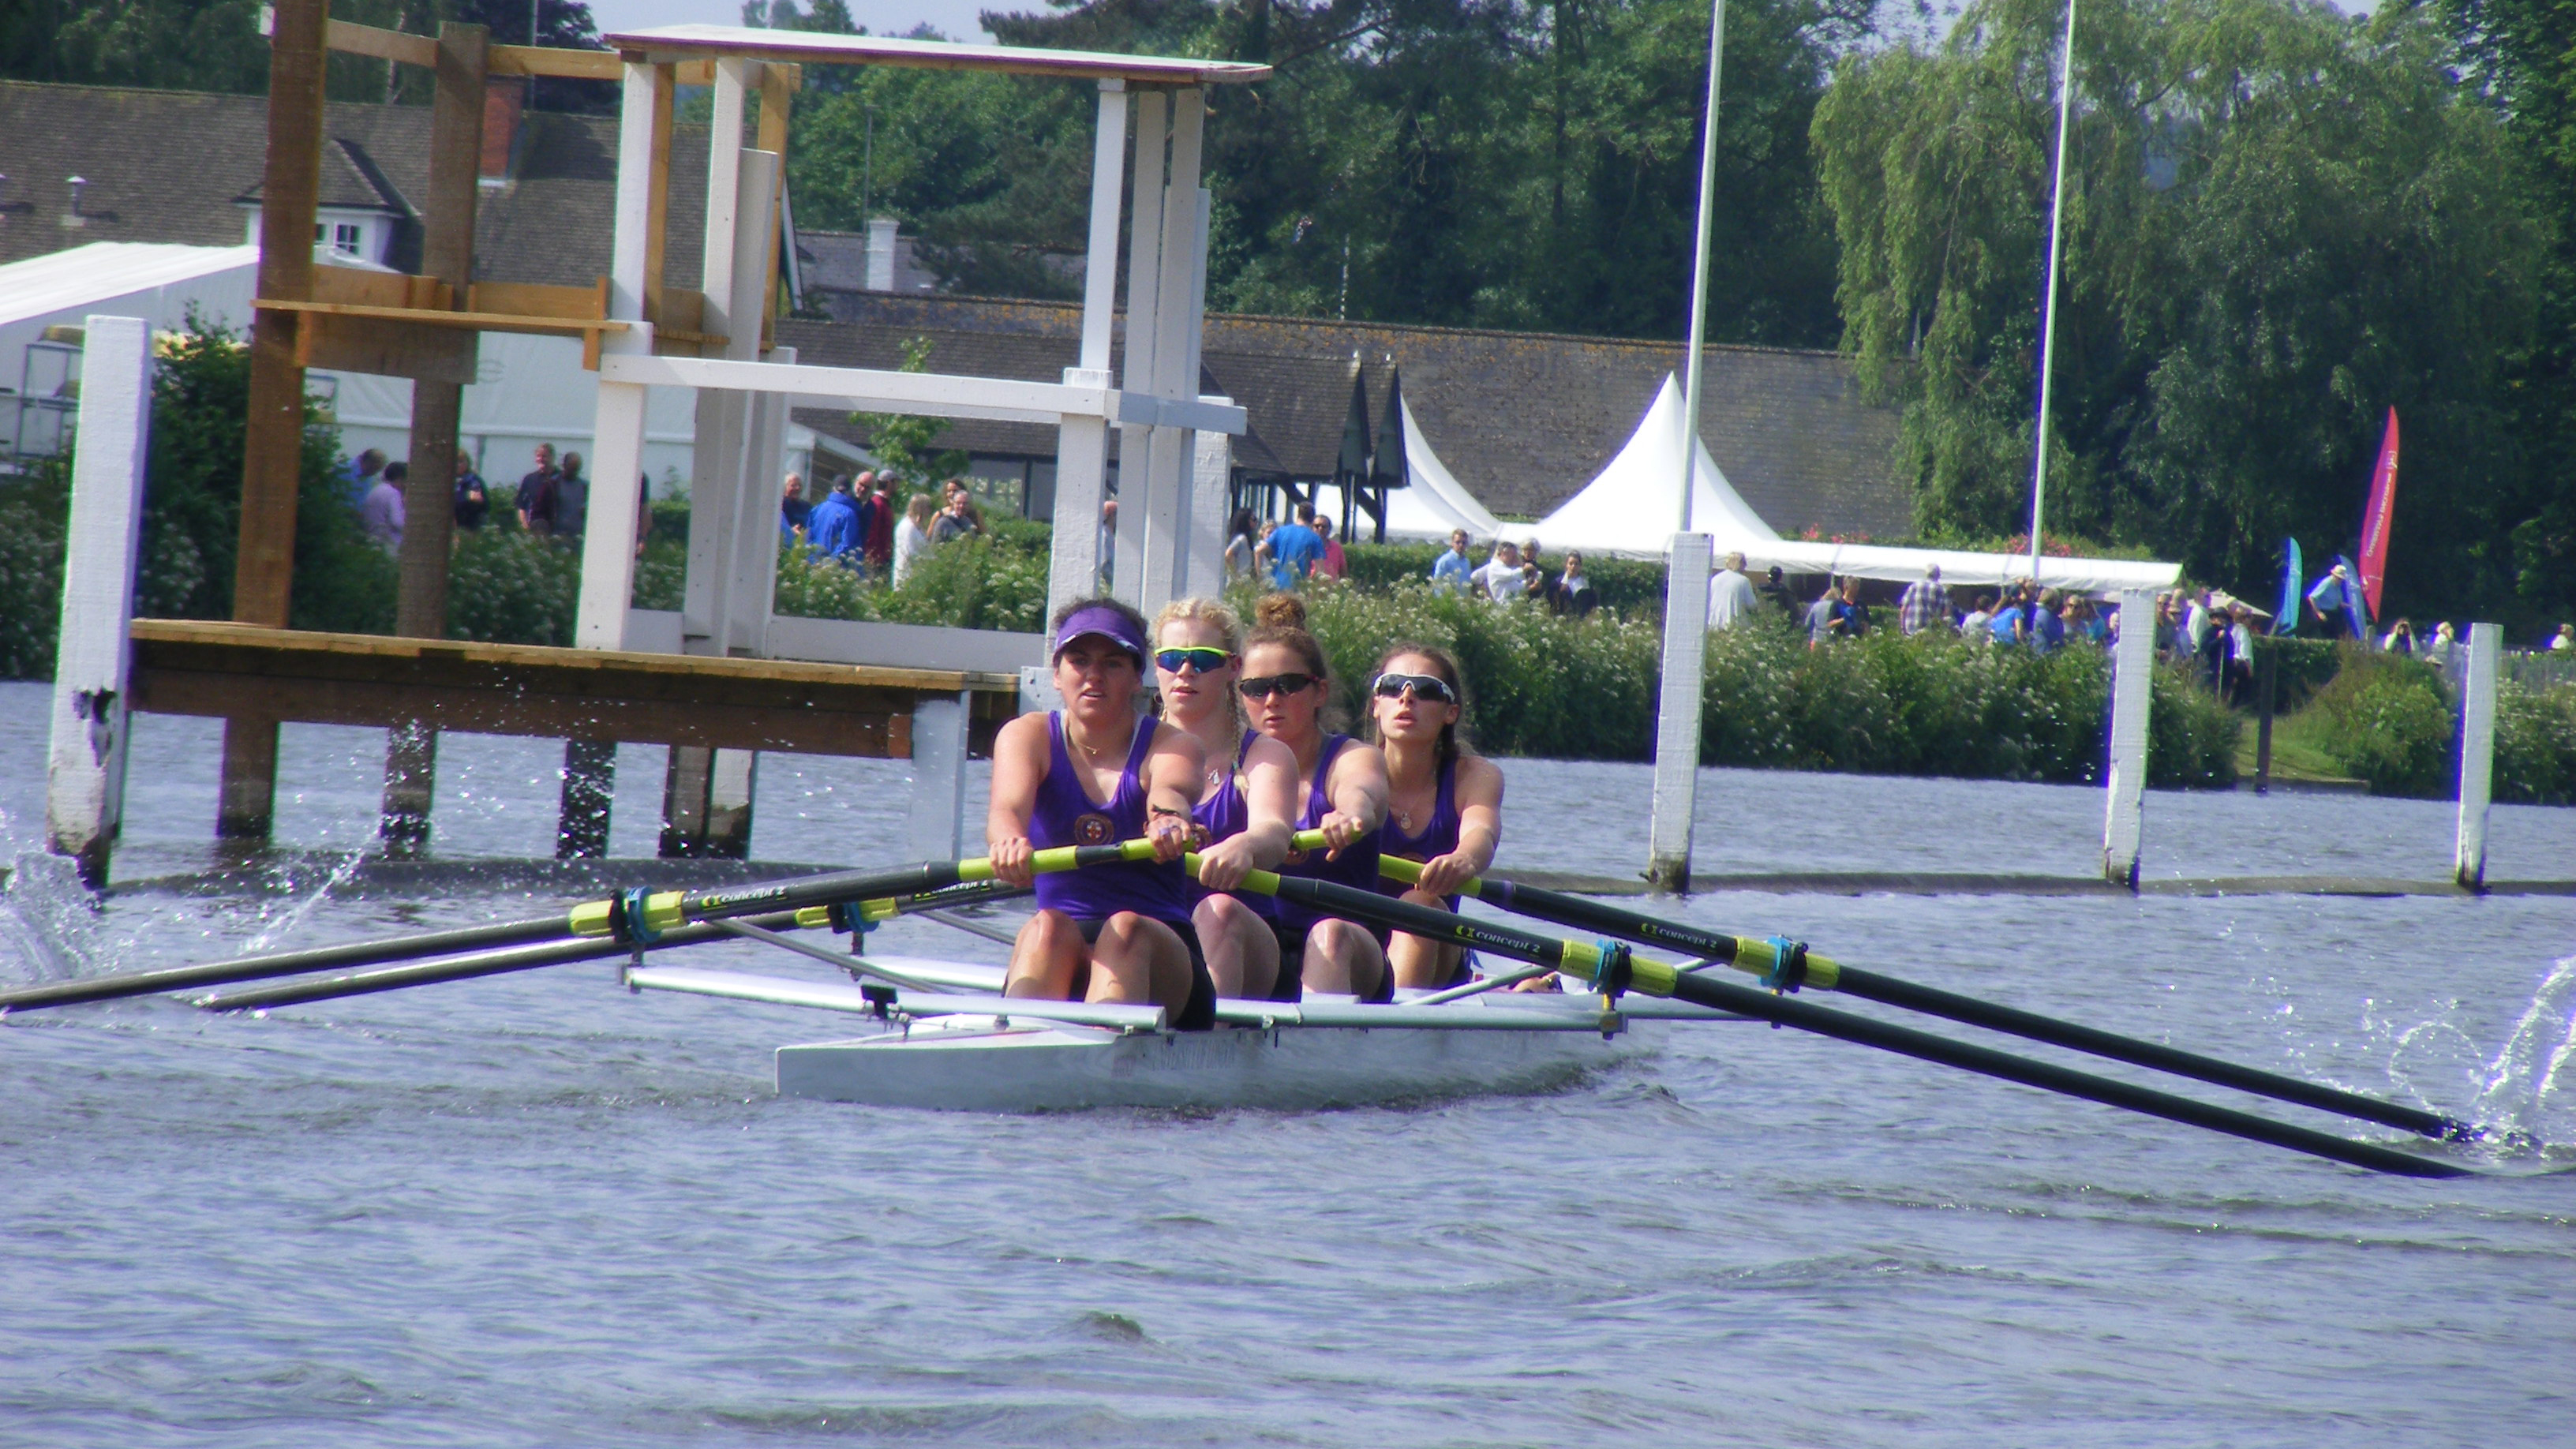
772;524;1050;633
0;465;70;679
2495;680;2576;806
1;0;270;95
2256;635;2347;713
847;335;968;489
1814;0;2544;623
445;532;579;646
2305;650;2458;796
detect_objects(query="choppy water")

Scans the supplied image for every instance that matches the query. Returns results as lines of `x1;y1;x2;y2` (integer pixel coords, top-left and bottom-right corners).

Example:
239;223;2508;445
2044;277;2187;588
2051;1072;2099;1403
3;680;2573;1447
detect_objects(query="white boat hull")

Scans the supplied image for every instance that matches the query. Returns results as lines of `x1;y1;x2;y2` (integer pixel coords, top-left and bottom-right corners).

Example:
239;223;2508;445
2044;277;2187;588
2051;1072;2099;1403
777;1015;1656;1112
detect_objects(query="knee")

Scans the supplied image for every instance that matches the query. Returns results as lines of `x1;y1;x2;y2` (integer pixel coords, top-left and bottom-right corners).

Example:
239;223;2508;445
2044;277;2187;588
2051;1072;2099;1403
1196;894;1252;935
1399;886;1447;912
1020;908;1084;950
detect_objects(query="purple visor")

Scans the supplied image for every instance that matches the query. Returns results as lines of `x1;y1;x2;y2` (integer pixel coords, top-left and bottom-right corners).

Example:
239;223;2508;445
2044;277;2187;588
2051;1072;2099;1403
1052;604;1148;666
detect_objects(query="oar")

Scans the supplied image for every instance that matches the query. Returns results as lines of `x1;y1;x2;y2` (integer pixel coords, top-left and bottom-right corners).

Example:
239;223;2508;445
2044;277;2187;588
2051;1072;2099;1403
194;881;1032;1012
1380;858;2495;1147
0;843;1151;1016
1208;863;2468;1179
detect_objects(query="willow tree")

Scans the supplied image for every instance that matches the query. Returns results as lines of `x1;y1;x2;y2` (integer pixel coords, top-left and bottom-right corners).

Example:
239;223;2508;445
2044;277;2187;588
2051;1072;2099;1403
1815;0;2541;611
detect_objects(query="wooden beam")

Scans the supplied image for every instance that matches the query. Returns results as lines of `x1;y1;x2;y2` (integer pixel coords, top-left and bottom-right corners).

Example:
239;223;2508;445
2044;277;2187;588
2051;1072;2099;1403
255;298;627;339
293;310;477;383
325;17;437;69
235;0;328;634
466;279;611;319
644;62;676;330
399;19;490;644
756;62;796;351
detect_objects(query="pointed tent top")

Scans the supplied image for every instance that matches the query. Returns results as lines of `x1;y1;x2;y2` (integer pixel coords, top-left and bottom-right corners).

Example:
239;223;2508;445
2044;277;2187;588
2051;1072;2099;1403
1369;368;1406;489
1336;367;1372;480
1532;374;1778;552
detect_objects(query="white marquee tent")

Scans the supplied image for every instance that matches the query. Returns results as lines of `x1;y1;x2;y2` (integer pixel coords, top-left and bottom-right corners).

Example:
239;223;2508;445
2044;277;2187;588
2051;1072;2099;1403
1522;374;2181;594
1305;394;1504;541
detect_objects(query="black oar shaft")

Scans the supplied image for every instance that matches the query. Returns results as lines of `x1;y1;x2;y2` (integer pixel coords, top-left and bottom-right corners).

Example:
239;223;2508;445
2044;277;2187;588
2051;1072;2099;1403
0;915;571;1013
200;913;789;1010
1663;972;2466;1180
1469;873;2472;1143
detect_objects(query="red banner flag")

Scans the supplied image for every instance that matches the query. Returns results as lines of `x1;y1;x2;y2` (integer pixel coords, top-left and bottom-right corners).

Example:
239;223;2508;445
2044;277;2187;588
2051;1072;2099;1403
2357;408;2399;620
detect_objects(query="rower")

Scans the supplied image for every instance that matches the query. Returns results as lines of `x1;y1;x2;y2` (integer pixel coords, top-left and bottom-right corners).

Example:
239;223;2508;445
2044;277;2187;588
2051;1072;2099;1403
987;598;1216;1028
1369;645;1507;992
1152;597;1303;1001
1241;593;1391;1002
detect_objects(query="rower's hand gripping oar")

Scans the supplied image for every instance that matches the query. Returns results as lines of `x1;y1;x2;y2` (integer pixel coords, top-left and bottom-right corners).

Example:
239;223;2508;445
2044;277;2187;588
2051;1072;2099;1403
0;841;1156;1016
1220;864;2471;1180
1378;857;2511;1150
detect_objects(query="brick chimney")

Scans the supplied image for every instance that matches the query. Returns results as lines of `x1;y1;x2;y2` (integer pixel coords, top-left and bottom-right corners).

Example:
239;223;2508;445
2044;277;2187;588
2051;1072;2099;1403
480;78;523;183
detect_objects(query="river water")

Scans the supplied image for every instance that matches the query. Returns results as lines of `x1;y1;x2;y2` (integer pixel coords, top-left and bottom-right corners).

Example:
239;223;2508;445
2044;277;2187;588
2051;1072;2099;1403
2;680;2572;1447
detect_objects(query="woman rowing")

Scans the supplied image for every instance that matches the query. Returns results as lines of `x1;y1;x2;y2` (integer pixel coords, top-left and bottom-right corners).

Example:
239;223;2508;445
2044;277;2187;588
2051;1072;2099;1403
1369;644;1506;992
1241;594;1391;1002
1151;597;1302;1001
987;598;1215;1029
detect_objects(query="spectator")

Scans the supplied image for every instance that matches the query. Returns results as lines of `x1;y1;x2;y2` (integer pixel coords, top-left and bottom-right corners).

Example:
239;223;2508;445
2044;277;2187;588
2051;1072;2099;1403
361;461;406;549
806;476;862;565
2306;563;2359;640
516;444;561;534
863;476;897;572
1518;539;1549;605
1805;579;1844;648
2554;623;2574;652
1898;564;1950;635
1989;589;2027;646
1315;515;1348;581
848;474;878;562
1474;540;1525;602
1269;505;1326;583
779;471;811;544
452;451;488;533
2191;589;2225;687
1256;519;1282;588
930;489;975;545
2383;618;2416;655
2028;587;2065;653
1758;564;1794;617
1557;550;1597;617
1961;593;1995;642
343;447;387;506
1708;550;1758;630
1225;509;1260;580
1430;528;1475;594
552;452;590;540
1837;576;1872;638
2225;605;2258;706
2423;620;2459;669
894;492;936;586
2072;595;2107;646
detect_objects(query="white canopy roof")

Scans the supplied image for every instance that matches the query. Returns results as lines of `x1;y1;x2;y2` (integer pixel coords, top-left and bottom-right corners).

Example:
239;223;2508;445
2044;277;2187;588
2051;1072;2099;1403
1521;373;2181;593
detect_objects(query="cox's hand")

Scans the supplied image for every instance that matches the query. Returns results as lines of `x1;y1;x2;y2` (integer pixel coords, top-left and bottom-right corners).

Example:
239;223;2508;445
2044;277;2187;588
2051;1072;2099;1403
1146;811;1193;863
1318;809;1368;859
989;835;1035;887
1194;833;1256;893
1416;850;1481;898
1509;972;1564;994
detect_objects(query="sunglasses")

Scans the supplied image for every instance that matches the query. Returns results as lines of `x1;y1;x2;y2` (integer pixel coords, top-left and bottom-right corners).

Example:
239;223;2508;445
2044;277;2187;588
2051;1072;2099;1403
1155;647;1232;675
1372;672;1458;705
1237;673;1318;699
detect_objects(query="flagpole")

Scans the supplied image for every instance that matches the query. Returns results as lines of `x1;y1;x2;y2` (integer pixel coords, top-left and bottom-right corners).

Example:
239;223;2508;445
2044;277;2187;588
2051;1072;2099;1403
1646;0;1727;893
2027;0;2077;585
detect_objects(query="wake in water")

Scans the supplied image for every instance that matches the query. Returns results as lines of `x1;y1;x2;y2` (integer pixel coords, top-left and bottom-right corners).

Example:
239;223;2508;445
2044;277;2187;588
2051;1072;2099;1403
0;851;103;986
2383;953;2576;1164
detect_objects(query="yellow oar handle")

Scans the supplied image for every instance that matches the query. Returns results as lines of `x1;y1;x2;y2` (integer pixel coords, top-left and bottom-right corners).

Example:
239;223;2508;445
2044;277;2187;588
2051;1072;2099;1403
1375;855;1485;896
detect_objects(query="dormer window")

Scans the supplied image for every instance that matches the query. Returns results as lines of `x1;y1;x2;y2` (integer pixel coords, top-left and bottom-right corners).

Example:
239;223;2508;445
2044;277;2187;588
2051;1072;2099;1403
312;221;365;255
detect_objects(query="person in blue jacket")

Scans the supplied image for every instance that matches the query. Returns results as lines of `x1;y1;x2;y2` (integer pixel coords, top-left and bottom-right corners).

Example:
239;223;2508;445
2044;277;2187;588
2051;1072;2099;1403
805;476;863;566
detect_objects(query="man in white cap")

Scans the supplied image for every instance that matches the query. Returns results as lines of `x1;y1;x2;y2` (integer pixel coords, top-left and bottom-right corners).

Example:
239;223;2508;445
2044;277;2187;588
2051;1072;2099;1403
1706;550;1758;630
2305;563;2357;641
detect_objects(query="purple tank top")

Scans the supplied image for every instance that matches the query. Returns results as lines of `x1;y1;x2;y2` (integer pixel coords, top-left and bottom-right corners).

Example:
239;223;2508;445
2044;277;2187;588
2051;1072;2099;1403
1031;713;1192;926
1275;733;1383;934
1378;754;1462;911
1190;729;1277;919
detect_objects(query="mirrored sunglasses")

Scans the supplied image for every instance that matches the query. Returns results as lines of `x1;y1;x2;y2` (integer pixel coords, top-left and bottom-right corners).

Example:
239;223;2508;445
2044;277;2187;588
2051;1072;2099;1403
1155;647;1233;675
1371;672;1458;705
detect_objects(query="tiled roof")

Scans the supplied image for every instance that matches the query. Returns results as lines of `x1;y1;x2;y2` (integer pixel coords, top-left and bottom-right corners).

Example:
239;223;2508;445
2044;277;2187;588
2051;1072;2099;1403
0;79;707;286
785;294;1912;537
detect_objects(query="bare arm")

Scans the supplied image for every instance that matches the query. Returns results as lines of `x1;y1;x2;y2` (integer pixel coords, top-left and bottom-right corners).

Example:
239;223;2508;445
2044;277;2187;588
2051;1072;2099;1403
1140;722;1208;863
1416;756;1504;897
1194;732;1298;891
983;713;1051;885
1318;739;1389;858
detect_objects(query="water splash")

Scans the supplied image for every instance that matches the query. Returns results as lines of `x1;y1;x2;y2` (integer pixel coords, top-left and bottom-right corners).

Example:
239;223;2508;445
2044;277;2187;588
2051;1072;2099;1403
237;848;372;956
0;851;106;985
2468;954;2576;1148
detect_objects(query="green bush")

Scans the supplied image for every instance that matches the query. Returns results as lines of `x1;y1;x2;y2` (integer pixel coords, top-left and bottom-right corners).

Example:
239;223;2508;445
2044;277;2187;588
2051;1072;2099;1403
2253;636;2346;713
1338;541;1669;616
772;524;1050;634
2495;681;2576;806
446;531;581;647
0;466;69;679
2306;650;2457;797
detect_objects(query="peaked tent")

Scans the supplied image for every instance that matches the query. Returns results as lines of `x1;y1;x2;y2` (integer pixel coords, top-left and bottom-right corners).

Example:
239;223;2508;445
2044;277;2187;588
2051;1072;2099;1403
1526;375;2181;593
1312;394;1505;541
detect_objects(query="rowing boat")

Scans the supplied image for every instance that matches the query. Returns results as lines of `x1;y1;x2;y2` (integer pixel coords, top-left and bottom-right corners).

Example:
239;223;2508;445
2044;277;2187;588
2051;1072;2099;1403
625;953;1750;1112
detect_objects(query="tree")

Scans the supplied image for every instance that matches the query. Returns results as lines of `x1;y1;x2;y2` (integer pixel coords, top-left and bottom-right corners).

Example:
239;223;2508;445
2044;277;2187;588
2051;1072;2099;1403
1814;0;2543;617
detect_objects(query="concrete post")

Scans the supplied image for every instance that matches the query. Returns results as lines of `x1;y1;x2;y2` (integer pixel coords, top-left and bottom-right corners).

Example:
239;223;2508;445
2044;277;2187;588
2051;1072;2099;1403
1110;89;1167;607
44;315;152;888
2456;621;2501;891
907;691;972;862
1645;533;1712;892
1044;80;1128;619
2102;588;2155;888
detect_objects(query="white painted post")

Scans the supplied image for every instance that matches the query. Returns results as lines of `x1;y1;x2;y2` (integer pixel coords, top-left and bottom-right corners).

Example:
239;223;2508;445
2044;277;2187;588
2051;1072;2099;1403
1137;96;1204;616
1185;395;1233;600
44;314;152;888
2456;621;2501;891
2102;587;2155;888
1111;89;1168;607
722;155;781;656
1045;80;1128;617
573;58;661;653
907;691;972;861
1645;533;1712;891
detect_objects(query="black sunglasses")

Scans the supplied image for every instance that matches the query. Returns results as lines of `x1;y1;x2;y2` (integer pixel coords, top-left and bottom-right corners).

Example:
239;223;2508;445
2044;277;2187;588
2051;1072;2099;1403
1371;672;1458;705
1237;672;1318;699
1155;647;1233;675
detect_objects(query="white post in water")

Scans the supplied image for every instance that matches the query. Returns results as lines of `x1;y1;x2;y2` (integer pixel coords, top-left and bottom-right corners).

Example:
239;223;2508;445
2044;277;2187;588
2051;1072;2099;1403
907;691;972;861
1649;534;1714;890
2102;587;2154;888
45;314;152;888
1645;0;1728;893
2455;621;2502;891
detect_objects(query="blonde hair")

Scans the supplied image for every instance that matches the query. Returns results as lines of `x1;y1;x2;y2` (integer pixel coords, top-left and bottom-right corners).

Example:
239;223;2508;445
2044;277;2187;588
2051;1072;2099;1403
1154;595;1247;731
904;492;936;529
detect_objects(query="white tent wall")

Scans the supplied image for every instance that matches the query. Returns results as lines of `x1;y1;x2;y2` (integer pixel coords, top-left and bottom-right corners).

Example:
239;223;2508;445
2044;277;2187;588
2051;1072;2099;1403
0;242;811;496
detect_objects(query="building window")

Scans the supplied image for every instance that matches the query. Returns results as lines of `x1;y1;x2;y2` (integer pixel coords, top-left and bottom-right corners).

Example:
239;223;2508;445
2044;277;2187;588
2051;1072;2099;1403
333;223;363;254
